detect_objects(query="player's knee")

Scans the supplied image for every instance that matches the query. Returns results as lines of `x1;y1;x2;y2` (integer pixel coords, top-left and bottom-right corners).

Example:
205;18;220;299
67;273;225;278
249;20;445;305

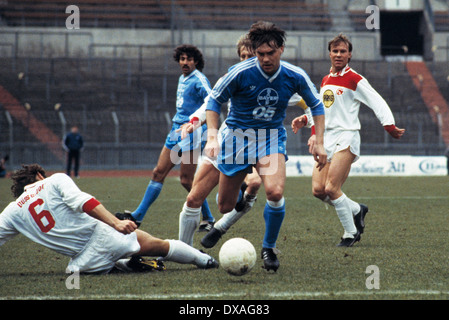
137;231;169;257
186;193;203;208
152;167;166;182
312;186;326;200
324;183;339;199
265;187;283;203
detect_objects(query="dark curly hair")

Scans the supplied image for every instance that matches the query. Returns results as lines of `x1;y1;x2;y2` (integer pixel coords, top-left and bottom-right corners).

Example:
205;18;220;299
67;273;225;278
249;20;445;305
10;164;47;198
173;44;205;71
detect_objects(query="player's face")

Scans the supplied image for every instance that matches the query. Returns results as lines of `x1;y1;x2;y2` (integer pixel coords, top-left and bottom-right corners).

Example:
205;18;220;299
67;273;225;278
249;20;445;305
239;47;254;61
329;42;352;73
255;43;284;76
179;53;197;76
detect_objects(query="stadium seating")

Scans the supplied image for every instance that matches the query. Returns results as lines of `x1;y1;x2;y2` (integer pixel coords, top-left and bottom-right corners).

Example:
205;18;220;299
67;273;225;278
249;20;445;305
0;0;332;31
0;0;446;164
434;10;449;31
0;53;439;156
0;0;172;28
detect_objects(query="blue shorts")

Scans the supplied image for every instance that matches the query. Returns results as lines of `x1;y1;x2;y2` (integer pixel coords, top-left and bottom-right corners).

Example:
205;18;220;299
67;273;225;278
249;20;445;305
164;123;206;152
217;126;288;177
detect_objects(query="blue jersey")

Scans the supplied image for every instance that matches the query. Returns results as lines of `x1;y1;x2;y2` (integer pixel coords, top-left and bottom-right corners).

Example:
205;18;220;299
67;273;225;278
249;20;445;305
173;69;211;124
206;57;324;129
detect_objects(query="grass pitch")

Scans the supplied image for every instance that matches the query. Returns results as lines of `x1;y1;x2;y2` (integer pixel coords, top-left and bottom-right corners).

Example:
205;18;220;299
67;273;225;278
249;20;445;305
0;174;448;301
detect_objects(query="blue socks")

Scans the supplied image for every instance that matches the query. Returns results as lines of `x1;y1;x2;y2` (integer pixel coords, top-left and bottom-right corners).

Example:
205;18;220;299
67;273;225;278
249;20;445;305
132;180;214;224
132;180;163;222
201;199;214;223
262;198;286;249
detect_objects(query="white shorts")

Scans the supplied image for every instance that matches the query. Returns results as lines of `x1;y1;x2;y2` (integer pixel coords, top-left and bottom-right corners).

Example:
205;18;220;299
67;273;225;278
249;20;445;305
67;222;141;274
200;121;227;170
202;155;219;170
324;130;360;163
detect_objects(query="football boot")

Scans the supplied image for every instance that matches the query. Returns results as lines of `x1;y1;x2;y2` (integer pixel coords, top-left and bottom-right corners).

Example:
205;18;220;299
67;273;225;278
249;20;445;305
261;248;280;272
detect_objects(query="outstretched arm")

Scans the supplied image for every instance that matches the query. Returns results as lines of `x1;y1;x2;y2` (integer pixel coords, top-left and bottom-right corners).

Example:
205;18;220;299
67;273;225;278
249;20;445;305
86;202;137;235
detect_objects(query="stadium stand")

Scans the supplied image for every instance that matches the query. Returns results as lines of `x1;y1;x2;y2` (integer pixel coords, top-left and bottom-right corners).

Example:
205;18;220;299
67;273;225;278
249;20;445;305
347;0;372;31
0;53;439;156
434;9;449;31
0;0;332;31
0;0;172;28
0;0;447;168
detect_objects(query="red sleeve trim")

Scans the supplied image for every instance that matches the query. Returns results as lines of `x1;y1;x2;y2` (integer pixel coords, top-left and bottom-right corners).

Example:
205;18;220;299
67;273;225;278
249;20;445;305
384;125;396;133
83;198;101;213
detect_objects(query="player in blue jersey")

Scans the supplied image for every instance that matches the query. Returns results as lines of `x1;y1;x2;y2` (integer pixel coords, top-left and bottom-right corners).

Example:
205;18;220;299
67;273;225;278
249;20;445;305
205;21;327;272
116;45;215;227
177;35;315;250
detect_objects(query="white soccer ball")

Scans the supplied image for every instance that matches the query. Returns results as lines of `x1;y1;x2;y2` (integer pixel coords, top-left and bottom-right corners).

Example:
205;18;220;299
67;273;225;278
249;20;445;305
219;237;257;276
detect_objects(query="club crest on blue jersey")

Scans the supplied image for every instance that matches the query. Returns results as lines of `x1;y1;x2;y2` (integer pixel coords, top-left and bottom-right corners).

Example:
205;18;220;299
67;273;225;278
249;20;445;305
257;88;279;107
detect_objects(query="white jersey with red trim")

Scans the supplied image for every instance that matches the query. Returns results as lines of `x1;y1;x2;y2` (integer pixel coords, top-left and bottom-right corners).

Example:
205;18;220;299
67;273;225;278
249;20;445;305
320;65;395;131
0;173;100;257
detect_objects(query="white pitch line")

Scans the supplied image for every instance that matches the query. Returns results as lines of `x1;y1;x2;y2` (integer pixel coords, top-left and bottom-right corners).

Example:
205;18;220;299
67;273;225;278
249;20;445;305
2;290;448;300
267;290;449;298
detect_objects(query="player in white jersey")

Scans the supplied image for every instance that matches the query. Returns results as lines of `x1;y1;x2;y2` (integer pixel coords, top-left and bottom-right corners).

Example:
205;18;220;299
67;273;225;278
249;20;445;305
0;164;218;274
293;34;405;247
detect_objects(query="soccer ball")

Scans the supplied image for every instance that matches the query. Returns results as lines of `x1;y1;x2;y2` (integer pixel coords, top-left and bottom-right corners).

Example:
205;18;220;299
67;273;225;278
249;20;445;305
219;237;257;276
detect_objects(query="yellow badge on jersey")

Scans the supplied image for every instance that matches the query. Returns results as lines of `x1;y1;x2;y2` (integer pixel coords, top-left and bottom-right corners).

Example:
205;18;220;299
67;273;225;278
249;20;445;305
322;89;335;108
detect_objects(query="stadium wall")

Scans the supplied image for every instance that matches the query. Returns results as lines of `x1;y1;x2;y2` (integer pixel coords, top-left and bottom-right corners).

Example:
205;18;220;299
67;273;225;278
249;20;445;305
2;26;449;62
285;155;448;176
0;26;382;61
433;32;449;61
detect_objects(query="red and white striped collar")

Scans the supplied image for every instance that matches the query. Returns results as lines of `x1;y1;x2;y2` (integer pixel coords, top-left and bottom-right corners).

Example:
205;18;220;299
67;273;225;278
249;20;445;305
329;64;351;77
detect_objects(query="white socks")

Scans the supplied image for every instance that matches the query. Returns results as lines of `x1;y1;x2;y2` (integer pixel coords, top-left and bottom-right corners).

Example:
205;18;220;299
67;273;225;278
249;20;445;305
178;203;201;246
164;239;210;268
214;209;241;233
214;192;257;234
267;197;284;208
324;195;361;216
331;194;358;238
346;196;362;216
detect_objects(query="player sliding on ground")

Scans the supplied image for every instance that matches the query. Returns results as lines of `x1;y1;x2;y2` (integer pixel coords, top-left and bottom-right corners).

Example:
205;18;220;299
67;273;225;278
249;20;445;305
0;164;218;274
